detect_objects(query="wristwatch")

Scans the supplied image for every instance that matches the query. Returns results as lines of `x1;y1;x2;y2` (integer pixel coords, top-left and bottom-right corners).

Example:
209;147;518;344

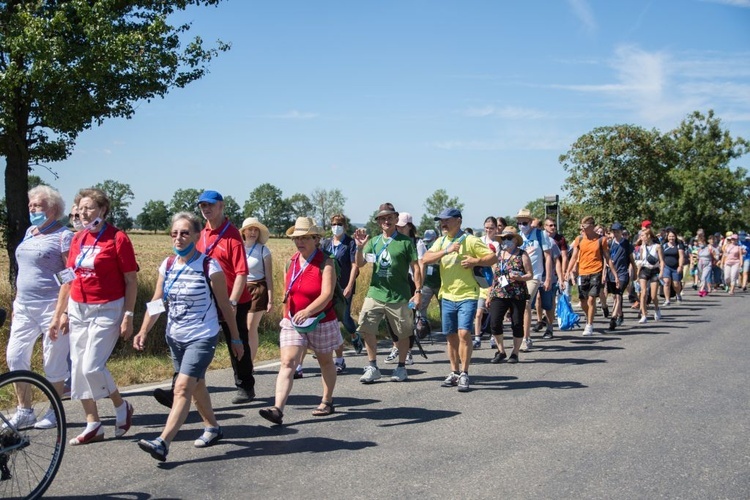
415;289;423;294
230;300;238;307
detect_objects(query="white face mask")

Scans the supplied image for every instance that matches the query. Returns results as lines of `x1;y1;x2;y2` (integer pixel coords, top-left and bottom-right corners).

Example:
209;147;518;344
519;223;531;235
502;240;515;250
331;225;344;237
72;219;84;231
84;217;102;232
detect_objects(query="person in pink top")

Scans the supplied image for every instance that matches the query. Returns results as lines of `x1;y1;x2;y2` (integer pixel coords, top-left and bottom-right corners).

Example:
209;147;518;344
721;233;745;295
49;188;137;446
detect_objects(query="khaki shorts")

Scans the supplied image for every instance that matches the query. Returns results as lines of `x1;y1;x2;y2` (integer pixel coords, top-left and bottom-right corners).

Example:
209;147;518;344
525;279;540;309
358;297;413;340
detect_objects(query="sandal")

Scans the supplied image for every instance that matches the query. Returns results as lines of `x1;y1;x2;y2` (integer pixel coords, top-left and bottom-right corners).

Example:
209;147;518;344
312;400;335;417
259;406;284;425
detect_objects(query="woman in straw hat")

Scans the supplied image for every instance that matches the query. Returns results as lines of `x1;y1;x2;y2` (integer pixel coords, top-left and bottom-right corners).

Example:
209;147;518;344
488;227;532;364
240;217;274;362
259;217;343;425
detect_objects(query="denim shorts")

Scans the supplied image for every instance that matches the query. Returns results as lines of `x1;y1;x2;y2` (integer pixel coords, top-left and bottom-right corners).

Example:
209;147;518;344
167;334;219;380
539;283;557;311
441;299;478;334
662;266;682;282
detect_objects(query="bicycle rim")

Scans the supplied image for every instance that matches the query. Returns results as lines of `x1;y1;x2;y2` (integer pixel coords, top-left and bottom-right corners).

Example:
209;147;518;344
0;370;66;500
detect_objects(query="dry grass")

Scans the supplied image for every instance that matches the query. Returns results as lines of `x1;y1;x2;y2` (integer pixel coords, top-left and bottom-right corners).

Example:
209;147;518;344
0;233;442;387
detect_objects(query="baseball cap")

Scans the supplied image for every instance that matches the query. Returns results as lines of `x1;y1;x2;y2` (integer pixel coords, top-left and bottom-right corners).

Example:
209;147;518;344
641;220;652;229
422;229;437;242
611;222;624;231
396;212;413;227
434;208;462;220
197;190;223;205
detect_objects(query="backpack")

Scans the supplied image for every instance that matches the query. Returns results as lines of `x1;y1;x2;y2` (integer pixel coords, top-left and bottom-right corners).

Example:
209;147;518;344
556;293;580;331
285;252;349;330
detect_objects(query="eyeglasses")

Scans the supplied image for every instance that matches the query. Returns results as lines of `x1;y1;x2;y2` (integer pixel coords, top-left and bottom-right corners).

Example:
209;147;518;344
170;230;191;238
501;235;514;241
546;223;556;227
68;213;80;219
292;235;314;242
518;221;529;226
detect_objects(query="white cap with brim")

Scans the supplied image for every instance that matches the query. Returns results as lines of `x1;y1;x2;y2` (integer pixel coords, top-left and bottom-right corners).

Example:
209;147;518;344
291;312;326;334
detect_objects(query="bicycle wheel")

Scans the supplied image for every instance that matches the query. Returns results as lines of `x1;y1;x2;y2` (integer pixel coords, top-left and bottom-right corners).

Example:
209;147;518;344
0;370;66;500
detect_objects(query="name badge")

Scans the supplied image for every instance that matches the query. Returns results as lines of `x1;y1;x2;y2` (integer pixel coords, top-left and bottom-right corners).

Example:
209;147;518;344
499;276;509;288
365;253;376;263
427;266;434;276
146;300;166;316
53;268;76;286
577;276;582;286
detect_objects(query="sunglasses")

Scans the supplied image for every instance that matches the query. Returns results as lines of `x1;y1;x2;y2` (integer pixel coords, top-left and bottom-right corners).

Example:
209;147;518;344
501;235;515;241
68;213;80;219
170;230;191;238
518;221;529;226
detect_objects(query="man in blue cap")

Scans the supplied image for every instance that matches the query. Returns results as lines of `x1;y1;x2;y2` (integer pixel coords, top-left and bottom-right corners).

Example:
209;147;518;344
154;190;255;407
422;208;497;392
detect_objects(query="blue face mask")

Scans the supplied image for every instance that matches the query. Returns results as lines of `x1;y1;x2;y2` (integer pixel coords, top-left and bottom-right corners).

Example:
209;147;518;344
502;240;515;250
29;212;47;227
173;242;195;257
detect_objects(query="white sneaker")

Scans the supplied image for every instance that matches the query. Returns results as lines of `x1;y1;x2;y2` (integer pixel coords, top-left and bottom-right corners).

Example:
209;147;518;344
582;324;595;336
519;339;530;351
390;366;408;382
489;337;497;349
654;309;662;321
405;352;414;366
384;347;399;364
359;365;382;384
442;372;459;387
34;407;57;429
457;372;470;392
664;299;671;306
639;315;648;324
3;408;36;430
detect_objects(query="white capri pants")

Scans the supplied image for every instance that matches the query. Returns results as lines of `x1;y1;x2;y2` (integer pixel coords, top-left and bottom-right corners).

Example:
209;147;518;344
6;300;70;383
67;298;124;400
723;263;740;287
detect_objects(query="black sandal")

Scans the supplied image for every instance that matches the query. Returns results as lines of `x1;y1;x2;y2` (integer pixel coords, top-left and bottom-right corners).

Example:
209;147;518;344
259;406;284;425
312;400;335;417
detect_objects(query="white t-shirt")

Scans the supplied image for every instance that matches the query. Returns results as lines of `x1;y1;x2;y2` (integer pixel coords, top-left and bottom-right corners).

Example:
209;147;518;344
520;228;552;280
480;235;500;256
15;225;74;302
159;254;223;341
244;243;271;281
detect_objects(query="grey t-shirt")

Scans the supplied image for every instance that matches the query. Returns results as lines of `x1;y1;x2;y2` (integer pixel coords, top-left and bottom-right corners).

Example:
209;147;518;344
15;225;74;302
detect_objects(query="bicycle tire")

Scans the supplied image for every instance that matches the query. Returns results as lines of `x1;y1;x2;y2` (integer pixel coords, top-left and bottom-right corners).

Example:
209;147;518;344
0;370;66;500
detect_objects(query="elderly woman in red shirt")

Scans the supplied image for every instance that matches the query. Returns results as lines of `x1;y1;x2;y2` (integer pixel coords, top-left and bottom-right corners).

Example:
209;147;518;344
49;188;138;445
259;217;342;426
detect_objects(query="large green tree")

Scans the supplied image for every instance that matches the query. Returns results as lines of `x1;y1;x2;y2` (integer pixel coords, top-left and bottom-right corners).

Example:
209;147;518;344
417;189;464;234
244;183;288;235
559;124;672;232
93;179;134;230
223;195;243;227
0;0;228;285
310;188;346;229
661;110;750;233
137;199;170;232
168;188;203;218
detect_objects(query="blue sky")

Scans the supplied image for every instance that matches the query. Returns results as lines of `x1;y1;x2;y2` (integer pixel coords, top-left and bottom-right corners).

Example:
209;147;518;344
20;0;750;226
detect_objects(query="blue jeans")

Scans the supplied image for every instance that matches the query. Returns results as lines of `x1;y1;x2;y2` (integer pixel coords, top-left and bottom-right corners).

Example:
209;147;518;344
441;299;478;334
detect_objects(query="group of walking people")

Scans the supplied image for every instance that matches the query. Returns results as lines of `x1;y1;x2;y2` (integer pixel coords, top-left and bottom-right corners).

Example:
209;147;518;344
5;185;748;463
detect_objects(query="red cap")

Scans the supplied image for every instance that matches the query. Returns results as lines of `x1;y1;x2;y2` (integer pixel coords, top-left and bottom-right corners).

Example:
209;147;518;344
641;220;652;229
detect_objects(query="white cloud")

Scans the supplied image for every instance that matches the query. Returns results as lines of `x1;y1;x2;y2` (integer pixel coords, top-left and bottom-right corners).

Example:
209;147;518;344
549;45;750;128
700;0;750;7
567;0;597;33
433;134;572;152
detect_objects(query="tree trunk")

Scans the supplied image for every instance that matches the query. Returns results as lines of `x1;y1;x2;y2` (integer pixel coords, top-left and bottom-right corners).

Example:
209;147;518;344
4;135;30;292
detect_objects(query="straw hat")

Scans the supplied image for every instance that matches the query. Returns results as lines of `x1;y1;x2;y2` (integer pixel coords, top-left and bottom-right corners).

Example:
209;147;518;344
240;217;270;244
286;216;324;238
515;208;533;221
494;226;523;246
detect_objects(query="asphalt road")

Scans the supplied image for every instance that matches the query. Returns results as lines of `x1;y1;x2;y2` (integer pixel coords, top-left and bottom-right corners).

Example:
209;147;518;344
45;289;749;499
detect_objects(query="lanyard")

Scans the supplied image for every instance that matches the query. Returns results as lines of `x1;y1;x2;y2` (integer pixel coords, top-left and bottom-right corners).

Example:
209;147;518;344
499;249;517;274
202;219;230;256
163;251;201;299
24;221;62;242
285;249;318;301
440;231;465;252
75;224;107;270
374;231;398;262
245;242;258;259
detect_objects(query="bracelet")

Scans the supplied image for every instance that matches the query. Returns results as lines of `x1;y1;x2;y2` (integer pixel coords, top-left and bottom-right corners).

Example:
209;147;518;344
231;339;243;345
124;311;134;317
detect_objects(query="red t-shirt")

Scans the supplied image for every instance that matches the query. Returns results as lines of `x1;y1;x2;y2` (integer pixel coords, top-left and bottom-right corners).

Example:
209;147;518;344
196;218;251;303
67;224;138;304
284;250;335;322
